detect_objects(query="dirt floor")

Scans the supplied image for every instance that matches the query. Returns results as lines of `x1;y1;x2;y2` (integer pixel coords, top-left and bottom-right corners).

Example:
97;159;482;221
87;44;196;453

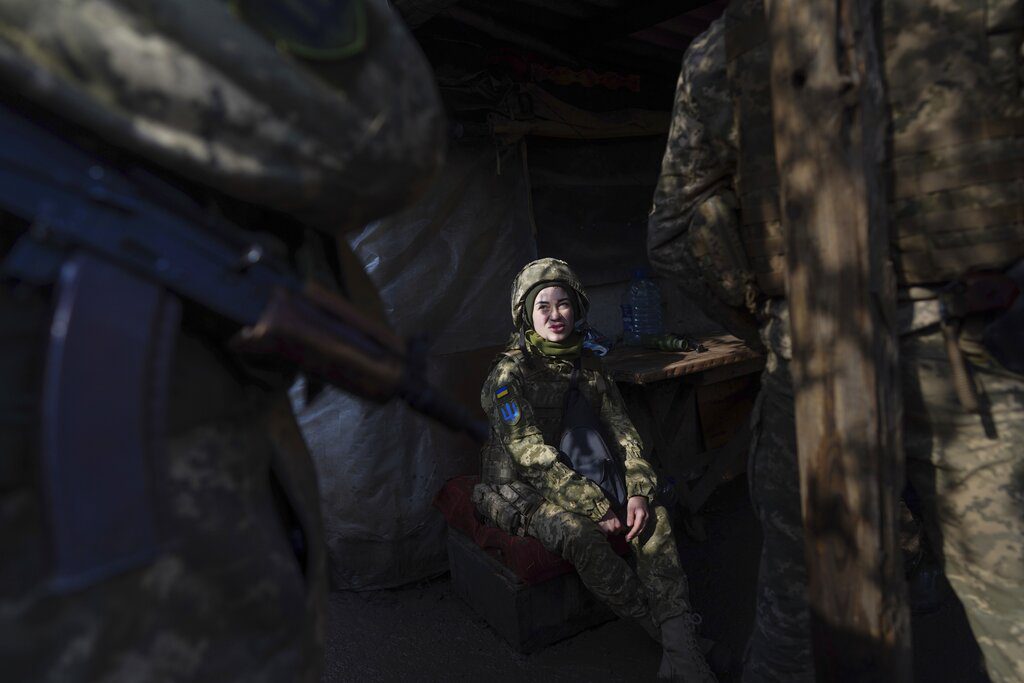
322;476;990;682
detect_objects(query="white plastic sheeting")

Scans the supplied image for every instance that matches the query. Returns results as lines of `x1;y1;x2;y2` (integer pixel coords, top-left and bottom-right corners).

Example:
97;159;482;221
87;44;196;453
294;141;536;590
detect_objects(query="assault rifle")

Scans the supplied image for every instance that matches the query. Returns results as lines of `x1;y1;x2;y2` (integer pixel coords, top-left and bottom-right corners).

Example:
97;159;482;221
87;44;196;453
0;104;486;592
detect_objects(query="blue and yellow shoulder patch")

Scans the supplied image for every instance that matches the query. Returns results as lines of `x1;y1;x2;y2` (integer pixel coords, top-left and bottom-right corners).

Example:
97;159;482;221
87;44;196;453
495;385;510;399
497;398;521;425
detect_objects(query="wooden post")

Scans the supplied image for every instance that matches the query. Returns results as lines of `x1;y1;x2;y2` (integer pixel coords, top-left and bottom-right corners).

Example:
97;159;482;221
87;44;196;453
763;0;911;680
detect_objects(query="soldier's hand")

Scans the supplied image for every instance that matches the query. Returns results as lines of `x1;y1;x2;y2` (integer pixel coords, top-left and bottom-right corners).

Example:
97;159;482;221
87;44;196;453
625;496;649;541
597;509;624;536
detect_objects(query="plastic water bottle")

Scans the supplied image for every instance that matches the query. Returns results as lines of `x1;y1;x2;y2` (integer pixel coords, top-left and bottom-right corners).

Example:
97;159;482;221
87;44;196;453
620;268;664;346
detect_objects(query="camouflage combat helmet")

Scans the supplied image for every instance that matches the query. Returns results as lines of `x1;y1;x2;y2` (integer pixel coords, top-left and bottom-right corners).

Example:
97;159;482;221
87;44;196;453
510;258;590;329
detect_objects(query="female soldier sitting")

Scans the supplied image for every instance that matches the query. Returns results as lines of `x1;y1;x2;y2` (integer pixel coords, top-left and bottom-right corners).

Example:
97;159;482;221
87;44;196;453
473;258;715;681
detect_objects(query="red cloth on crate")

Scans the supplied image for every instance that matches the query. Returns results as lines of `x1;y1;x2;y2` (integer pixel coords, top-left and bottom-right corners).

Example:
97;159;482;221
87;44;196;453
433;475;629;585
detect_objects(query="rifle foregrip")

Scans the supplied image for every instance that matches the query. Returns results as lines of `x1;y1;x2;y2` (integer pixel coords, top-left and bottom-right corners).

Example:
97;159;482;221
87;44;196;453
231;287;405;402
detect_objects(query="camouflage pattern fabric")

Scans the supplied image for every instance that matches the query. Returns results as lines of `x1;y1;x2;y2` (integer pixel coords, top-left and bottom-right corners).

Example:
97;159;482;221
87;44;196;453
744;301;1024;683
509;257;591;328
718;0;1024;295
477;342;659;527
902;327;1024;683
478;349;611;525
477;432;520;490
474;258;689;627
528;501;692;628
647;16;760;339
477;257;658;530
0;284;328;683
742;312;811;682
0;0;444;234
883;0;1024;283
471;480;545;537
651;4;1024;680
0;0;447;678
742;304;814;683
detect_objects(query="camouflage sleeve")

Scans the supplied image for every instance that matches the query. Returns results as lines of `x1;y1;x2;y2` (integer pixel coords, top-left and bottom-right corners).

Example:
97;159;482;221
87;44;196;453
482;357;611;523
647;17;760;344
598;374;658;501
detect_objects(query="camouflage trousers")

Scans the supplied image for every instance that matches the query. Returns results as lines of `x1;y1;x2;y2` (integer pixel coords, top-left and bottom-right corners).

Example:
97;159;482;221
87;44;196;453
527;500;691;629
901;329;1024;683
742;348;809;683
743;305;1024;683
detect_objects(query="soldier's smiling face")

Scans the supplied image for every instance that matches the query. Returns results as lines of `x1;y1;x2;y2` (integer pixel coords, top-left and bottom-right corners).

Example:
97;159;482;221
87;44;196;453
531;285;575;342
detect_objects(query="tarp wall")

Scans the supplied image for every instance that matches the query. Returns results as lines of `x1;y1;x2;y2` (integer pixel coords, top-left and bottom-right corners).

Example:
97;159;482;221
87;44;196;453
294;141;536;590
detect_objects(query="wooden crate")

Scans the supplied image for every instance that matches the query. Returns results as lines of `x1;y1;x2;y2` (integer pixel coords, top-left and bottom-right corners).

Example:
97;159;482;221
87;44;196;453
447;529;616;653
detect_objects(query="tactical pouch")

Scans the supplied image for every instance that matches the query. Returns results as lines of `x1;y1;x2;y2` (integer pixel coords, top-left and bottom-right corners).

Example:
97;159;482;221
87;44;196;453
479;438;517;487
557;361;628;512
471;481;543;536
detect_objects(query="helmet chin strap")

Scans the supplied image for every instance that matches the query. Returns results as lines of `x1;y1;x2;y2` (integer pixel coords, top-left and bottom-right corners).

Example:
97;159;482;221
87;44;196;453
518;328;529;354
517;328;540;370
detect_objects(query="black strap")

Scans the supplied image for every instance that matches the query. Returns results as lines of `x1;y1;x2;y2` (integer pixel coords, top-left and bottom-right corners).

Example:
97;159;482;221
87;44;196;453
517;329;533;363
558;356;628;511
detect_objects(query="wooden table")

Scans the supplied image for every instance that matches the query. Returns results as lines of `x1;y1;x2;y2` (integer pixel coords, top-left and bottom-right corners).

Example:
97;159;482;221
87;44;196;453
603;334;764;539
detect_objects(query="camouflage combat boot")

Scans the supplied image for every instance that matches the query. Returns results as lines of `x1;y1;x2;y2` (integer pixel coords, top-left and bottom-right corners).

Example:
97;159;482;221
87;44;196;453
658;613;717;682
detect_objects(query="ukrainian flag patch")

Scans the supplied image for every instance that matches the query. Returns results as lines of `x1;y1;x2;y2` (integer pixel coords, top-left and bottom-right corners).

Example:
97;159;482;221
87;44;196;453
495;385;510;399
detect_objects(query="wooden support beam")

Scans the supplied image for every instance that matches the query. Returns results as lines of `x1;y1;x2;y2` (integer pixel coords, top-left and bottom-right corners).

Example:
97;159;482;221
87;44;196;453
764;0;911;680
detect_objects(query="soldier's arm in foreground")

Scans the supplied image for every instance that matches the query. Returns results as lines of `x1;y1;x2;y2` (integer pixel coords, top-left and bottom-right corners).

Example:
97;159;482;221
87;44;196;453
482;357;611;522
647;17;760;345
597;373;658;501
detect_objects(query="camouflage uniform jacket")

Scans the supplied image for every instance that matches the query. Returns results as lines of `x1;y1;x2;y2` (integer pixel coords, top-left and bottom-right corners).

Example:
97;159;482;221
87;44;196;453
649;3;1024;308
0;0;444;235
646;16;760;343
475;337;658;536
648;16;740;293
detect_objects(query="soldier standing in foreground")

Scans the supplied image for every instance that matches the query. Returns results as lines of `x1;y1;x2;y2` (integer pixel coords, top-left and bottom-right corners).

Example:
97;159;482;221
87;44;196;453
0;0;447;680
648;2;1024;681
